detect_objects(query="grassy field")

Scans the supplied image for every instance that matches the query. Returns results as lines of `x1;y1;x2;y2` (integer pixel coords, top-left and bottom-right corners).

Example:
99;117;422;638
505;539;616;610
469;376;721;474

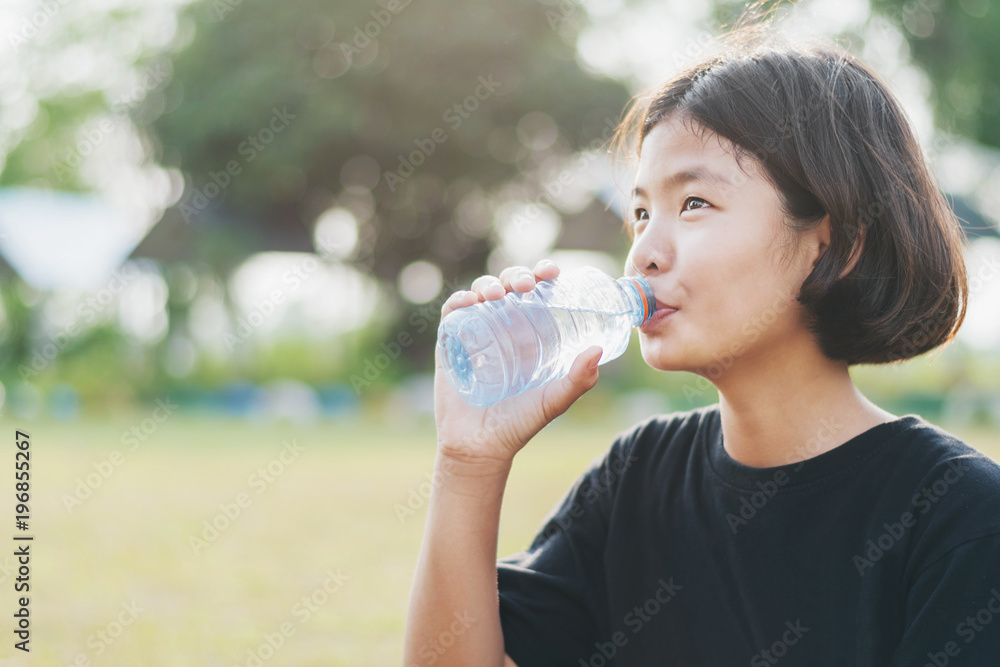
0;411;997;665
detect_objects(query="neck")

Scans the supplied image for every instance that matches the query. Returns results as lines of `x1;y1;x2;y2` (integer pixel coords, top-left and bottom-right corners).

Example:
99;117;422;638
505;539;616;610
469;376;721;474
709;335;896;468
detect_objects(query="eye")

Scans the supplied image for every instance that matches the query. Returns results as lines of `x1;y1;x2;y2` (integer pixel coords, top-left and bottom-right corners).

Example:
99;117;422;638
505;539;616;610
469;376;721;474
682;196;711;212
683;196;710;212
629;207;649;234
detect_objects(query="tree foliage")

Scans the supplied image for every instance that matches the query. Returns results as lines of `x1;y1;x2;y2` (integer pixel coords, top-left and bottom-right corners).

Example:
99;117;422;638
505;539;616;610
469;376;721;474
870;0;1000;151
150;0;631;289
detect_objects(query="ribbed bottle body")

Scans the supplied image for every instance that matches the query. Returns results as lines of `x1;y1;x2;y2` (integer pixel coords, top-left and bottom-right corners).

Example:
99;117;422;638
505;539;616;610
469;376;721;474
437;267;654;407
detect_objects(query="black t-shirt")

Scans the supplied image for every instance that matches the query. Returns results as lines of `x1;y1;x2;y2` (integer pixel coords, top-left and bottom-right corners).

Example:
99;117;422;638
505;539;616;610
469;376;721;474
497;405;1000;666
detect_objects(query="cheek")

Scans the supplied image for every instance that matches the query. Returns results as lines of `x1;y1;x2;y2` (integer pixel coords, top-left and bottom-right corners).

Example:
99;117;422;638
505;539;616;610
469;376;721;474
720;270;798;331
723;269;806;349
686;237;799;337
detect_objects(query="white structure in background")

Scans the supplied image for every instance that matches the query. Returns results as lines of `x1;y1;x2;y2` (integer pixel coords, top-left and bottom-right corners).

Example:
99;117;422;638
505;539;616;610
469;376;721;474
0;188;153;290
0;0;191;363
961;237;1000;352
0;189;172;367
932;136;1000;352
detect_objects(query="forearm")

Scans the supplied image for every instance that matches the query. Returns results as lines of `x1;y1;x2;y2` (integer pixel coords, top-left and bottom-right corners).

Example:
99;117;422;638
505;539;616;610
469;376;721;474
403;453;512;666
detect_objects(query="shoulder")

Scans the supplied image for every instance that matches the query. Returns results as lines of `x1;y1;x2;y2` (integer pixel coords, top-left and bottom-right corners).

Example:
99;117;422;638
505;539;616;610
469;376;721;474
885;416;1000;498
883;417;1000;569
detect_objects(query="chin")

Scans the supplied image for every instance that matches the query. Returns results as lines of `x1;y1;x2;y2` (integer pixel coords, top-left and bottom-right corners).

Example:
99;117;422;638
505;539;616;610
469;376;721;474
638;339;695;373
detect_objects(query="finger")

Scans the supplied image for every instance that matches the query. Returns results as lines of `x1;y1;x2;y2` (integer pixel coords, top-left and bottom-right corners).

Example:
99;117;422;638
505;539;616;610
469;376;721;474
434;331;443;370
566;346;603;387
440;290;478;319
498;266;535;293
532;258;560;282
539;345;602;422
470;275;505;301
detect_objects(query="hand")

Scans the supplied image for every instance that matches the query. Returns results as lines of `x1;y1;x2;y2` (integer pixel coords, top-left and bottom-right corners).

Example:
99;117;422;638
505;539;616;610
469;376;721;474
434;259;603;469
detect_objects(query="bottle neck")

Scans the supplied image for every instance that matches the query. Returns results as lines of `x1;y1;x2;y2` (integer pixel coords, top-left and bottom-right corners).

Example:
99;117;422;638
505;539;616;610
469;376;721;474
616;276;657;327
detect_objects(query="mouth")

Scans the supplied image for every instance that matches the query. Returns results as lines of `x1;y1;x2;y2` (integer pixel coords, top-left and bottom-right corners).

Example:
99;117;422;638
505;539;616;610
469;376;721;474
639;306;678;334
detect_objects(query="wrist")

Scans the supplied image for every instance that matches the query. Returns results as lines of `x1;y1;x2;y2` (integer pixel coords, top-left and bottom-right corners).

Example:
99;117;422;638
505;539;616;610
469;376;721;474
433;447;513;496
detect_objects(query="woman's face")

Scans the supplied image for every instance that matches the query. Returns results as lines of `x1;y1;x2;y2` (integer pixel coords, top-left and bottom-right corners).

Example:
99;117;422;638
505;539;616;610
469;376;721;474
625;115;828;378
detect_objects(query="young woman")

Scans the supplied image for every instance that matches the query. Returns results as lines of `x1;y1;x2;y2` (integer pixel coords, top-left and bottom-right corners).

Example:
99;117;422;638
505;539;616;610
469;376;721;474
403;30;1000;667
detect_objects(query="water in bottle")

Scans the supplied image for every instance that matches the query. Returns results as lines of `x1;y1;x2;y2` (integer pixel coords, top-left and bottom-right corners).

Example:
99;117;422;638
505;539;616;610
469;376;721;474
436;266;656;407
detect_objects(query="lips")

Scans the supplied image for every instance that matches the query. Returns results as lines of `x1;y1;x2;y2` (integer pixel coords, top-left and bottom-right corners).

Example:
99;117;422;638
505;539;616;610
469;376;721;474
639;306;678;334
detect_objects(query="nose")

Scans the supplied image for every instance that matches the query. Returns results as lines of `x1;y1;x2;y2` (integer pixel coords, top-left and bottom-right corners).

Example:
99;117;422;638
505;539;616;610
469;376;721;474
625;222;673;278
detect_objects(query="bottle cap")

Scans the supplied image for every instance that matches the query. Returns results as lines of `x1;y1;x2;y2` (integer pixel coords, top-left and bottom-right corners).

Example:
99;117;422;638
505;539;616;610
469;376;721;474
618;276;657;324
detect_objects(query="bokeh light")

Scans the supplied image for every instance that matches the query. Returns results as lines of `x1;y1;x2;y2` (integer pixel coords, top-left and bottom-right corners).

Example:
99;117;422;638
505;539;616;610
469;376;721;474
397;260;443;304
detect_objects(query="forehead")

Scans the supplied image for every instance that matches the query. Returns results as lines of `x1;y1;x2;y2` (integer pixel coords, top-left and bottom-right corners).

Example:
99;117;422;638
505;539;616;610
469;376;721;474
635;116;758;189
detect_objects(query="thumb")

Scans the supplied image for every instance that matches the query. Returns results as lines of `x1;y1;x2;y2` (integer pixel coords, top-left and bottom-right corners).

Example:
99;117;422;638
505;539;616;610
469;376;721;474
540;346;603;419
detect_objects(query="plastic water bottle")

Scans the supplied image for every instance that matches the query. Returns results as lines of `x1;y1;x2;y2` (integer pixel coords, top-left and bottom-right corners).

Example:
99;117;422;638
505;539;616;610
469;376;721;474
436;266;656;407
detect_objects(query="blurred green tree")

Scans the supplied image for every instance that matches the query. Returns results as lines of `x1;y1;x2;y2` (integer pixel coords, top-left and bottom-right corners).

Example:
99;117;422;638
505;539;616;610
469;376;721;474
148;0;631;288
869;0;999;151
712;0;1000;152
4;0;999;400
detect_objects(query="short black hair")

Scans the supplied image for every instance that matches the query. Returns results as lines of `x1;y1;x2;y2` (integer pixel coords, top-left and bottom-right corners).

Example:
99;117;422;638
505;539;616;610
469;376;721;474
612;27;968;365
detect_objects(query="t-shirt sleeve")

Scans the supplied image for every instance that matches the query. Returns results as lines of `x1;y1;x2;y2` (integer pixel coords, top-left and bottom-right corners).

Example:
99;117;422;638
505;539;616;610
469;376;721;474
497;427;640;667
889;532;1000;665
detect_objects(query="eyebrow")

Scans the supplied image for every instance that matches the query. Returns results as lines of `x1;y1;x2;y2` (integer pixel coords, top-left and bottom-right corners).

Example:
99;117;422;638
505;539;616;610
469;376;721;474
631;166;735;199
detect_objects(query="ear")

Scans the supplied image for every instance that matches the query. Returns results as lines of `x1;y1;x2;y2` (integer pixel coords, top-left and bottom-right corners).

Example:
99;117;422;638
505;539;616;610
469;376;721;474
806;214;831;270
838;221;865;280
